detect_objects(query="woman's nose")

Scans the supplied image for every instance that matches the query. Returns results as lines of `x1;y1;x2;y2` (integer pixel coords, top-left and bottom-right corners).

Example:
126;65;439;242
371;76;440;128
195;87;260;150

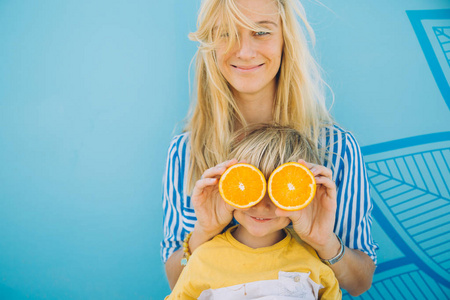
235;34;256;60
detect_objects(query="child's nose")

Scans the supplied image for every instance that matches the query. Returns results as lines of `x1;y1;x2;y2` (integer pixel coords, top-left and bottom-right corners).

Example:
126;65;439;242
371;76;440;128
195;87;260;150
252;194;273;210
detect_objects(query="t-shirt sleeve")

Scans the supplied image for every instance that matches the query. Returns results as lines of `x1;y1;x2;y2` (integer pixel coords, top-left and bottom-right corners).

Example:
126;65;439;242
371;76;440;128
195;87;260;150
318;267;342;299
161;134;189;263
165;246;208;300
165;263;198;300
334;130;379;264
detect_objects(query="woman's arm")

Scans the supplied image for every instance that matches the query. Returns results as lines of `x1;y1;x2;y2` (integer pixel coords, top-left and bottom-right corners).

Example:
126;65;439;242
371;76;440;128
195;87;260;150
165;248;184;290
314;234;375;296
163;151;236;288
162;135;189;288
330;130;377;295
278;149;376;296
165;249;200;300
163;135;212;288
319;129;378;294
165;225;224;289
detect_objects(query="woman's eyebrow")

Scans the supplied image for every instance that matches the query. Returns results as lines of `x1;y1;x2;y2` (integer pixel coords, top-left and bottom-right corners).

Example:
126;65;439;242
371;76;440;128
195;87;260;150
212;20;278;32
256;20;278;27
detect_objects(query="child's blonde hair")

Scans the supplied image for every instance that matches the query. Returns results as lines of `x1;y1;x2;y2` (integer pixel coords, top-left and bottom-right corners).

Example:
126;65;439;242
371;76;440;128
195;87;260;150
229;124;320;178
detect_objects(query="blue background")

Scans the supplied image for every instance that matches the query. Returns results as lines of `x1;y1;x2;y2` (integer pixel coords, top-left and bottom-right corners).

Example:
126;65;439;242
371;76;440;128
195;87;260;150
0;1;449;299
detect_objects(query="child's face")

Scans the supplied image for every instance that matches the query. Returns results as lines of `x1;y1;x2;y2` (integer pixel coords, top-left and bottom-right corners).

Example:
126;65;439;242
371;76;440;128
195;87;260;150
233;192;291;247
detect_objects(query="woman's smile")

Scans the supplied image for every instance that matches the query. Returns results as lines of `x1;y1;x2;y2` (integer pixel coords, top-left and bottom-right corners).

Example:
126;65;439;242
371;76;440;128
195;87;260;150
231;63;265;72
214;0;283;99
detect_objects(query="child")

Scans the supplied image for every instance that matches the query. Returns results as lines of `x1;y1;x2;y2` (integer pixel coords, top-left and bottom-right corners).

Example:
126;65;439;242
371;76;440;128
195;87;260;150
166;124;341;299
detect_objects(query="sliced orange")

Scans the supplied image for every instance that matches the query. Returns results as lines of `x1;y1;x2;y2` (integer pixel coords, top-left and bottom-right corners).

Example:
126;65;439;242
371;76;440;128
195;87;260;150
268;162;316;211
219;163;267;209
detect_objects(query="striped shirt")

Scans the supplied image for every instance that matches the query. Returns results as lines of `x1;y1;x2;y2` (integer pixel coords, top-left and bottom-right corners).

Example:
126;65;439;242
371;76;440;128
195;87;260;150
161;125;379;264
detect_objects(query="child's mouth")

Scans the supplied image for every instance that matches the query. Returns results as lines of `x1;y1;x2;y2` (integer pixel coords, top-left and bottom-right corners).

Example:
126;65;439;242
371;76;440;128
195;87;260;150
251;216;272;222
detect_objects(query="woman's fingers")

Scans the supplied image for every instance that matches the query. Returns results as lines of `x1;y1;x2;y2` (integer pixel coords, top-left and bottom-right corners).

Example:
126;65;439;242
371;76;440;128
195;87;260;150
201;166;225;179
226;158;239;166
314;176;337;209
192;177;218;198
216;158;238;169
315;175;336;190
311;165;333;180
297;159;333;180
201;159;239;179
297;159;314;169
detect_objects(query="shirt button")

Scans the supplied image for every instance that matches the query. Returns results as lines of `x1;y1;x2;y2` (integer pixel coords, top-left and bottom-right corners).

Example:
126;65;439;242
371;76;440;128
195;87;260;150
294;276;301;282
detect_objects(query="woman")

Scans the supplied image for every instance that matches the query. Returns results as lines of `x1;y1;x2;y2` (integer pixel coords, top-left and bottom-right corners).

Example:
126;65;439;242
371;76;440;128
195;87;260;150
161;0;378;296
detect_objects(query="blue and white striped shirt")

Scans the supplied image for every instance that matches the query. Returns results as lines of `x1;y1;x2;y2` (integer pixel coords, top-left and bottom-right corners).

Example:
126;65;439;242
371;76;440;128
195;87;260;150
161;125;379;264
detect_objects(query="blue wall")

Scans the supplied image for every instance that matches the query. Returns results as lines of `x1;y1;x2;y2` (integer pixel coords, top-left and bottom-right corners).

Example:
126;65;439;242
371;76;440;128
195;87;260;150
0;1;449;299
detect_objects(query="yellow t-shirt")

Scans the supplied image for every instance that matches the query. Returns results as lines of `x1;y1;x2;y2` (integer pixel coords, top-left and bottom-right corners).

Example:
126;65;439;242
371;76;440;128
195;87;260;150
167;226;341;299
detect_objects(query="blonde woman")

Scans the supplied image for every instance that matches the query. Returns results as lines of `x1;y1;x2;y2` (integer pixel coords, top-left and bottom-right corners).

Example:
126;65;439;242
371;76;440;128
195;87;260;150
161;0;378;296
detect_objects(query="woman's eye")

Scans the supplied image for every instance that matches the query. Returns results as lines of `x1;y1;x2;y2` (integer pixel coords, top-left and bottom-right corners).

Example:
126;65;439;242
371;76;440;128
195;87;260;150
220;32;229;38
255;31;269;36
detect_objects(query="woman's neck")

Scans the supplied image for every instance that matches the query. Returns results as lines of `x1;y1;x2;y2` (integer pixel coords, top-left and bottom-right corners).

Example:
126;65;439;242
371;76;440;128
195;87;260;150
233;87;275;127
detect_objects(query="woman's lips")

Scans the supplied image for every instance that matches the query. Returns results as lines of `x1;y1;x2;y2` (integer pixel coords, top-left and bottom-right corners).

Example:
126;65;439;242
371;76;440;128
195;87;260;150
231;64;264;72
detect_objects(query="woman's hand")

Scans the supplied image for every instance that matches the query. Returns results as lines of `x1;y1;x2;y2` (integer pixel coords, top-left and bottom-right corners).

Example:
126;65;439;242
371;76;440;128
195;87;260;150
276;160;338;255
275;160;375;296
191;159;238;241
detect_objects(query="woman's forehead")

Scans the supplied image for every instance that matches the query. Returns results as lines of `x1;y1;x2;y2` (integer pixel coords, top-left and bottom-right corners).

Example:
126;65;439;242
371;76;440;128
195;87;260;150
234;0;280;14
217;0;280;25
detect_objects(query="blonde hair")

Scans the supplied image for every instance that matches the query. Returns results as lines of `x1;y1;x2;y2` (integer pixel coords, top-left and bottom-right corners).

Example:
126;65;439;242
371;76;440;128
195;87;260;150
229;124;320;178
185;0;333;193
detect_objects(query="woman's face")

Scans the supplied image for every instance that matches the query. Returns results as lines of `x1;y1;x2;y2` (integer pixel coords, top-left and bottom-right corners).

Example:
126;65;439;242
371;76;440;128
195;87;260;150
215;0;284;100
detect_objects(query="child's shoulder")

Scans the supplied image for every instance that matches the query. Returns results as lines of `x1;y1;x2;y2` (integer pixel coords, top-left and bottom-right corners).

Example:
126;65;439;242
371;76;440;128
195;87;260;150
191;232;229;256
285;228;319;255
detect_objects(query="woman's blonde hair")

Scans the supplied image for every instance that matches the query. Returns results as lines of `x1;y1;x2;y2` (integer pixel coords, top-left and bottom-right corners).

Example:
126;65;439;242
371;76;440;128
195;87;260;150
229;124;320;179
185;0;333;193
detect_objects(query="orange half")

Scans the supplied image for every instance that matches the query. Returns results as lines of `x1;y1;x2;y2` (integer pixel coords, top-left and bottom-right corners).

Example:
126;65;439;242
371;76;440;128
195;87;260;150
268;162;316;211
219;163;267;209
